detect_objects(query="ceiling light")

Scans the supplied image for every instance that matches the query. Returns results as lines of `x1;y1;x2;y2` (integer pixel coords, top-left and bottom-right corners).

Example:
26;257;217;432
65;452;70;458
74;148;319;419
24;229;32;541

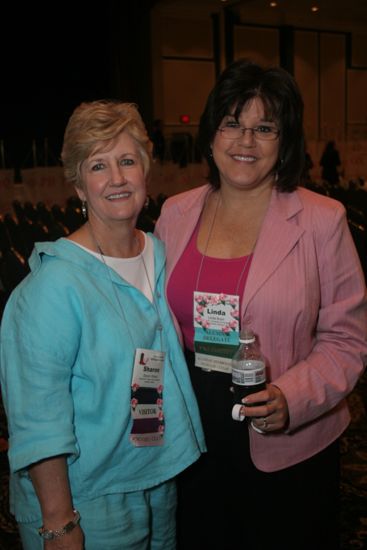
311;5;319;12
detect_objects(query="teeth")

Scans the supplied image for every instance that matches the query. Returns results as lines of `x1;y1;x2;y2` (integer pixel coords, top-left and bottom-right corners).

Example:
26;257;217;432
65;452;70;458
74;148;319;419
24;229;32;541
232;155;256;161
107;192;130;200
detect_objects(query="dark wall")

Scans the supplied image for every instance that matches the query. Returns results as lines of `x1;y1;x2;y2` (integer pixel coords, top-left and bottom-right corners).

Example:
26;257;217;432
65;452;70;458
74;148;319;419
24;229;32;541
108;1;156;127
0;2;156;174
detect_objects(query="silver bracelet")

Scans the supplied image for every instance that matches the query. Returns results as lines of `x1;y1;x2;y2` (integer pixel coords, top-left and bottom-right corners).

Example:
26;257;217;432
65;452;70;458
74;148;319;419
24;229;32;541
38;509;81;540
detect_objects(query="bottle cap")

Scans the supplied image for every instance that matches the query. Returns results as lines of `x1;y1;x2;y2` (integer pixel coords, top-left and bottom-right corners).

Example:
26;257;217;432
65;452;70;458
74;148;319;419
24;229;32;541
232;404;246;421
239;336;255;344
239;329;256;344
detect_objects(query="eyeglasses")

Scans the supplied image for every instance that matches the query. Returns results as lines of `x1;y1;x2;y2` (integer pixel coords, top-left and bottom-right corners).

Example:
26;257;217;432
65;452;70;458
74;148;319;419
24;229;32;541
218;124;280;141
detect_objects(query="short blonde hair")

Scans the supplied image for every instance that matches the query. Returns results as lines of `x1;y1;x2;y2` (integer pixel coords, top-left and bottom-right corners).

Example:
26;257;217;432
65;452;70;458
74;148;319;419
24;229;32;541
61;100;153;188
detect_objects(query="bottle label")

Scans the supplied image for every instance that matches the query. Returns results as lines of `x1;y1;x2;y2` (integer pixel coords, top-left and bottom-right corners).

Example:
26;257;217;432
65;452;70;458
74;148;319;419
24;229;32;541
232;360;265;386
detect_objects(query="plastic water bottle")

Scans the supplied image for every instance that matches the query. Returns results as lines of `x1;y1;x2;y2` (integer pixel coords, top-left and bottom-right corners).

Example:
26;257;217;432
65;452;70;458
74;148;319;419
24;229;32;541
231;329;266;421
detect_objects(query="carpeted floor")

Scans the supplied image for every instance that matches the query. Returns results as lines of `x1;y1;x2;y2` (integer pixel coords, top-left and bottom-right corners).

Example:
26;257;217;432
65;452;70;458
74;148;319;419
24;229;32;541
0;442;22;550
339;371;367;549
0;372;366;550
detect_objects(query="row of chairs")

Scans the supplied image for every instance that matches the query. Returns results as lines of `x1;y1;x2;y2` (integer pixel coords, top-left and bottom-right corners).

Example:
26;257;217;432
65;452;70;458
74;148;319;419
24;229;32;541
3;181;363;322
0;194;167;319
305;180;367;282
0;197;84;315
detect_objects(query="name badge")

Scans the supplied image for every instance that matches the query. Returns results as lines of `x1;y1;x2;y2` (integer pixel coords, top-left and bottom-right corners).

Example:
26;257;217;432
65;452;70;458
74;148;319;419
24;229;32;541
130;348;165;447
193;291;240;373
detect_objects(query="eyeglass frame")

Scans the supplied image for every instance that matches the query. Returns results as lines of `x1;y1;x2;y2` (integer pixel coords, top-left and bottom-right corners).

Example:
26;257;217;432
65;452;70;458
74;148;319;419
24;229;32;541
217;124;280;141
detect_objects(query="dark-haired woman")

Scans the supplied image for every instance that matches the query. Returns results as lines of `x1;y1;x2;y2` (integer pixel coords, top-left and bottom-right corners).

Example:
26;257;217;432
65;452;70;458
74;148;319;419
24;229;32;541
155;59;367;549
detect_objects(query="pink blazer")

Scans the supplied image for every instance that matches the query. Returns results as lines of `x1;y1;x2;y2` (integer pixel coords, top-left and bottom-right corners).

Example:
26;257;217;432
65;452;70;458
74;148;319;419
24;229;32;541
155;184;367;472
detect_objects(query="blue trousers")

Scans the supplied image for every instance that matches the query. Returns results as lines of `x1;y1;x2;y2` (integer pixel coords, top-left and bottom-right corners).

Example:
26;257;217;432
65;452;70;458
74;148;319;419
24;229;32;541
18;480;177;550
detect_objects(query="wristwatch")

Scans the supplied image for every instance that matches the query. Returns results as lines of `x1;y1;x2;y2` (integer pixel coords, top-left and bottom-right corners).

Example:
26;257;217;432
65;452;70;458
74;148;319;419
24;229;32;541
38;509;81;540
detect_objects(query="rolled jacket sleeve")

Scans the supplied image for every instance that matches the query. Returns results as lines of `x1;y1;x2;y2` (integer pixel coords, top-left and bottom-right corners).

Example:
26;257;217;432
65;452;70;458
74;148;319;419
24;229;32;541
1;275;81;473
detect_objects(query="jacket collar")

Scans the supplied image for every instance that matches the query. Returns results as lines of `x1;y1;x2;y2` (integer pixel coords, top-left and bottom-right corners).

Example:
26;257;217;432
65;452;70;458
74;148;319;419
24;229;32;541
163;185;213;279
242;188;305;312
163;183;305;311
29;233;165;286
168;184;306;312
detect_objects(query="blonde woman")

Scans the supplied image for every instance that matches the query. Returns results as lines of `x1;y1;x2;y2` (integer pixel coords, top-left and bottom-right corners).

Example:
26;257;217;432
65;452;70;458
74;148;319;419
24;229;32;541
0;100;205;550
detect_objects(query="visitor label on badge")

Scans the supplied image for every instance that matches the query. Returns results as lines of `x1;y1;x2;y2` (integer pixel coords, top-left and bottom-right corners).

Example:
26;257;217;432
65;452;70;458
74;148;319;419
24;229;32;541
130;348;165;447
193;292;240;373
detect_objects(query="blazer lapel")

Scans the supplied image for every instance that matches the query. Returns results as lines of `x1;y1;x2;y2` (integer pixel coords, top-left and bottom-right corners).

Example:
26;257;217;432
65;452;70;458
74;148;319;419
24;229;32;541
243;189;305;312
165;185;211;280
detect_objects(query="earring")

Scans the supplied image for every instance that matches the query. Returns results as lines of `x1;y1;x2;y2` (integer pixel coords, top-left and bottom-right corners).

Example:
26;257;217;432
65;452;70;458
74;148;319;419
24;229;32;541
81;200;88;220
144;197;149;208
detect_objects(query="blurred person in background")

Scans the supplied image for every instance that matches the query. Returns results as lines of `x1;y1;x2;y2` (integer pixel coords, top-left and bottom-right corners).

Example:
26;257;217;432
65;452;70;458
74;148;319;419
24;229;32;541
320;140;342;186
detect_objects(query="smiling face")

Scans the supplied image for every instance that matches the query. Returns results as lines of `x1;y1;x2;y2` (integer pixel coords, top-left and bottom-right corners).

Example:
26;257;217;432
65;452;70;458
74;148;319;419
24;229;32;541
77;131;146;228
212;96;280;193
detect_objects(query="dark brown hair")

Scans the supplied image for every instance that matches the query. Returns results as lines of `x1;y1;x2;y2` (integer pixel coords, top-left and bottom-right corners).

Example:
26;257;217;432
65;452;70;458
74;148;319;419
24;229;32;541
198;58;305;192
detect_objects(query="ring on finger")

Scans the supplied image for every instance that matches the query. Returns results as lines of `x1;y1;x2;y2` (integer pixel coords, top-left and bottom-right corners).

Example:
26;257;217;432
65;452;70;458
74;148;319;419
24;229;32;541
262;418;268;429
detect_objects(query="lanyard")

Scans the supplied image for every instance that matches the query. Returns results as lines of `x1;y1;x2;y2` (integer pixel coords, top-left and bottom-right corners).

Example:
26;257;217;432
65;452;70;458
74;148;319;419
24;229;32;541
195;193;253;297
88;223;164;352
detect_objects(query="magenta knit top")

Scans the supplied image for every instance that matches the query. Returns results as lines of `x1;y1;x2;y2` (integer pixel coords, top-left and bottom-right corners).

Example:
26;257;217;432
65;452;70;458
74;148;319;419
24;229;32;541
167;222;253;351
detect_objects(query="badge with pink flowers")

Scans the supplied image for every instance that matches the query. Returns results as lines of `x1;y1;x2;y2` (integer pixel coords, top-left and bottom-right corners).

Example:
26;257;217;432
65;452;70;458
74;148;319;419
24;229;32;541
193;292;240;373
130;348;165;447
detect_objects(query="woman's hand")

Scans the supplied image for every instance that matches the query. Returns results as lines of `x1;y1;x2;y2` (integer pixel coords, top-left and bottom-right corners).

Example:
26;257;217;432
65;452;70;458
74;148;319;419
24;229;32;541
241;383;289;433
44;525;84;549
29;456;84;549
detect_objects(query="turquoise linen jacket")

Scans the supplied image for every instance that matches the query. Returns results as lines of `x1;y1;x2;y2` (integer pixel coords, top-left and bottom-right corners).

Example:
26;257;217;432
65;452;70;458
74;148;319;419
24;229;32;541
0;235;206;522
